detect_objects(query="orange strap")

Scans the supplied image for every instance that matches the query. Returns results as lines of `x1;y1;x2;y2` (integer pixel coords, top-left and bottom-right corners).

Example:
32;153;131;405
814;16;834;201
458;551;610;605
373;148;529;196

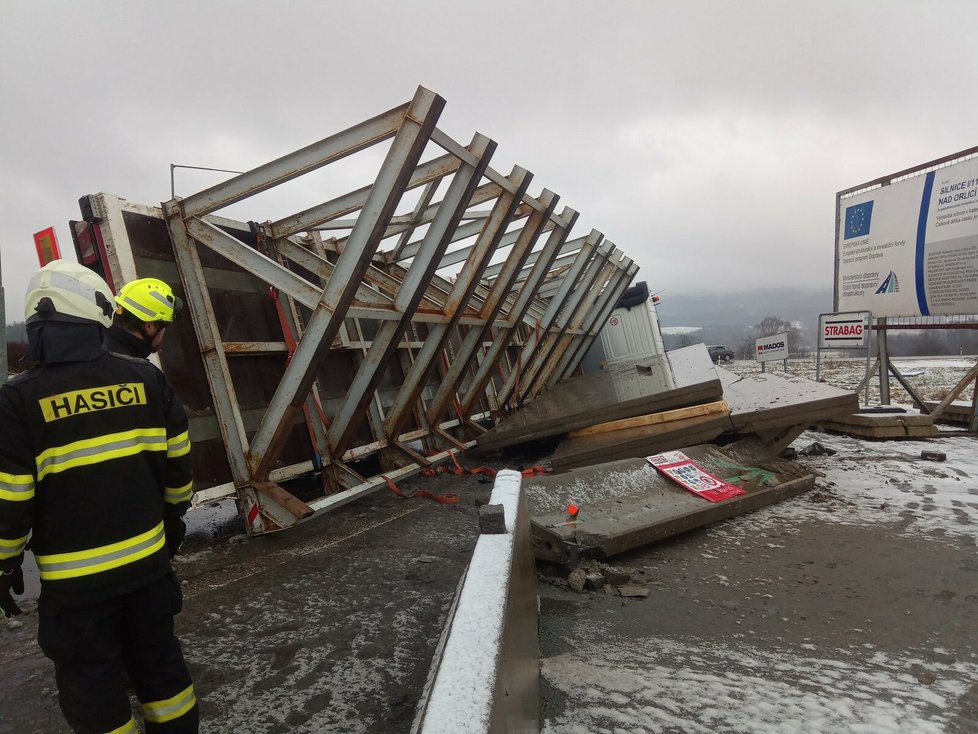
417;459;548;480
383;475;459;505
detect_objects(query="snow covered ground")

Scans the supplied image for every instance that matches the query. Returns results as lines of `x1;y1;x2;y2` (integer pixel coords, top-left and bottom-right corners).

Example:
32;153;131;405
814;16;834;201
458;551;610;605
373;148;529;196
539;357;978;734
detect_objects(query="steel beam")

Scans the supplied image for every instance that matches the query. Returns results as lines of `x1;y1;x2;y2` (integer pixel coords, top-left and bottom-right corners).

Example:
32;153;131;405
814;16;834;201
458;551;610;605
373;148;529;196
558;260;638;380
495;231;603;407
274;238;394;307
518;242;616;402
267;153;461;239
178;102;409;219
327;133;496;455
162;206;251;486
385;183;506;261
533;257;621;391
185;218;323;307
383;167;534;439
458;208;579;416
247;87;446;478
425;189;559;427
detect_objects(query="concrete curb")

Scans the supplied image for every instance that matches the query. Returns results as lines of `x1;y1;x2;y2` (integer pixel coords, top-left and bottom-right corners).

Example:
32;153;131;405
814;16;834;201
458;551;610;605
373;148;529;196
411;470;540;733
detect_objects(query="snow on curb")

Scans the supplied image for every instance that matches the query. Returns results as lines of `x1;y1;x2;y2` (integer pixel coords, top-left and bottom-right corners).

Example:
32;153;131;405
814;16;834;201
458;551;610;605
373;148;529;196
413;469;538;733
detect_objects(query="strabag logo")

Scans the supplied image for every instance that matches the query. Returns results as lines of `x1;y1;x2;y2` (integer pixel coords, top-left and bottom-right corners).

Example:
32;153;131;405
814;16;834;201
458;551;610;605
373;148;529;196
824;324;863;337
40;383;147;422
875;270;899;294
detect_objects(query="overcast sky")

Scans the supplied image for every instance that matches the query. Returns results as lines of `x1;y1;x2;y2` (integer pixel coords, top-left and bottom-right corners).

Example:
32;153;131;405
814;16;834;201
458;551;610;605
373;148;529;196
2;0;976;324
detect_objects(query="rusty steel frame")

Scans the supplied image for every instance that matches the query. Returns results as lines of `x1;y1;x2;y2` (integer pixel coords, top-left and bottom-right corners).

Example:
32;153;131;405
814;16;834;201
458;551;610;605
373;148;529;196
82;86;637;534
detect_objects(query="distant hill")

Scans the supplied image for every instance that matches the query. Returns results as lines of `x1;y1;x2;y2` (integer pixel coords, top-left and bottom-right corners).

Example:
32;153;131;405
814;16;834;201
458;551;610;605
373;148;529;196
655;287;834;332
655;286;834;353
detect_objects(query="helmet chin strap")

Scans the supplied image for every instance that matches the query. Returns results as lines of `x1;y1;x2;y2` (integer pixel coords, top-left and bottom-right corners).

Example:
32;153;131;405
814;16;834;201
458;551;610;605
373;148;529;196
139;323;158;350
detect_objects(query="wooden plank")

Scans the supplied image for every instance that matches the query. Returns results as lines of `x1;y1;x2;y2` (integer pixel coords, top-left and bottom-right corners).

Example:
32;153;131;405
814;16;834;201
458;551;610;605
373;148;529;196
568;400;728;437
253;480;316;521
552;413;729;473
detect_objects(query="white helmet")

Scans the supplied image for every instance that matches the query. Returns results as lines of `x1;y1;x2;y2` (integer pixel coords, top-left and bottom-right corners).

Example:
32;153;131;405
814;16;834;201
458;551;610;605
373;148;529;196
24;259;115;327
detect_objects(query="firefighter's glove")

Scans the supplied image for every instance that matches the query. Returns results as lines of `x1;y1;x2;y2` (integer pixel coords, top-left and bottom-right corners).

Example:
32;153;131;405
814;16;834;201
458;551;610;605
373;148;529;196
0;567;24;617
164;517;187;559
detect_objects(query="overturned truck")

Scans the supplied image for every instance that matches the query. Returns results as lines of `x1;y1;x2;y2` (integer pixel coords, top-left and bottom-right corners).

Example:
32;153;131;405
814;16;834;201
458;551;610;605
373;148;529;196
68;86;638;535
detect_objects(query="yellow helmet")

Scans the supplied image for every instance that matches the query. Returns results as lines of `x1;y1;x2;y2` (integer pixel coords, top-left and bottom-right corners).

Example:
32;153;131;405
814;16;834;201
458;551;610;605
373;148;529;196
25;260;115;327
115;278;182;323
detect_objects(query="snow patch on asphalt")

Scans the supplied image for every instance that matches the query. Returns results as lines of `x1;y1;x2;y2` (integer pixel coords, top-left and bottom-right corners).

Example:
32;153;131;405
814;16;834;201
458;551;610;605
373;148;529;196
542;634;976;734
725;430;978;544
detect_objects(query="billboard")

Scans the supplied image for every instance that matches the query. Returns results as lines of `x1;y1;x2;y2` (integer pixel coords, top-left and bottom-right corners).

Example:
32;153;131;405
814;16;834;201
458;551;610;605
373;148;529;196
755;332;788;363
836;153;978;317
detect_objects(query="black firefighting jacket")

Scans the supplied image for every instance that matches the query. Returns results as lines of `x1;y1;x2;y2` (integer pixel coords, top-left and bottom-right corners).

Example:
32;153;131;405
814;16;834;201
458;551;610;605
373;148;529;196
104;323;154;359
0;343;193;606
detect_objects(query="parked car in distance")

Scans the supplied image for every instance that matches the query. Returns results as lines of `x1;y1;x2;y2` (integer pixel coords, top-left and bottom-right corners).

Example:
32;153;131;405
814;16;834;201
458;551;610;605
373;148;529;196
707;344;734;362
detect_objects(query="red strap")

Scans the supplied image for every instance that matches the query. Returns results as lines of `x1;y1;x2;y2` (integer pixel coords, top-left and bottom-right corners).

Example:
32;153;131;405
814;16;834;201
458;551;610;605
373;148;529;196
449;452;466;475
383;475;459;504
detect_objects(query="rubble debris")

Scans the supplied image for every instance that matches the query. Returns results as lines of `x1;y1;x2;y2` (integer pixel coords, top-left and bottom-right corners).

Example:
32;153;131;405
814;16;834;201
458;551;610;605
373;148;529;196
602;567;631;586
920;450;947;462
567;568;587;593
797;441;837;457
479;504;507;534
584;572;606;591
616;585;649;599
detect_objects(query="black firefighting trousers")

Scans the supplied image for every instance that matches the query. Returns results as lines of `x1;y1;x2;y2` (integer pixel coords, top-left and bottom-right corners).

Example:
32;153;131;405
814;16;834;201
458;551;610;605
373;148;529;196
37;571;199;733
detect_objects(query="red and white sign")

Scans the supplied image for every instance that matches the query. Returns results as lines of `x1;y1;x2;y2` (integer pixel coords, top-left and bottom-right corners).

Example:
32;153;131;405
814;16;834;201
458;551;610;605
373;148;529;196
646;451;746;503
33;226;62;266
818;312;870;349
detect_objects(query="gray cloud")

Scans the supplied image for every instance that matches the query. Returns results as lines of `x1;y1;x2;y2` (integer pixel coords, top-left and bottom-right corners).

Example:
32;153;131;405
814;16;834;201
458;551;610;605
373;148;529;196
3;0;976;321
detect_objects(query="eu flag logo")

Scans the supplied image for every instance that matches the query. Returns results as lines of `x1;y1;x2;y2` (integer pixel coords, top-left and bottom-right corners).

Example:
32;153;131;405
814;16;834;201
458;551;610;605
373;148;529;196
844;201;873;239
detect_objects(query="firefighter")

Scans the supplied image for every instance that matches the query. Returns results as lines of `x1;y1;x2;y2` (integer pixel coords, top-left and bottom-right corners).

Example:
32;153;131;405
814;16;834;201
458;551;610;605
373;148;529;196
104;277;183;358
0;260;199;733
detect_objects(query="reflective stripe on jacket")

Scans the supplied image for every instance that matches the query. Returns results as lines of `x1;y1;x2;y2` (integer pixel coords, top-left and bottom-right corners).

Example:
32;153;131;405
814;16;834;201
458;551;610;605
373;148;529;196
0;351;193;604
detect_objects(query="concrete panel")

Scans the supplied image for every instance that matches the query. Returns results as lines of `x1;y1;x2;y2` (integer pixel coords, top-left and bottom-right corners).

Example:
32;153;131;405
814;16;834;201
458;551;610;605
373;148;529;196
551;413;730;473
477;350;724;452
526;440;815;563
719;368;860;433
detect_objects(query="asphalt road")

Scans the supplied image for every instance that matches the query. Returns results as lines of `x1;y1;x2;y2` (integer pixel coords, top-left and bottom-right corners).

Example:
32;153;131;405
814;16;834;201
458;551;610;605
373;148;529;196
538;432;978;733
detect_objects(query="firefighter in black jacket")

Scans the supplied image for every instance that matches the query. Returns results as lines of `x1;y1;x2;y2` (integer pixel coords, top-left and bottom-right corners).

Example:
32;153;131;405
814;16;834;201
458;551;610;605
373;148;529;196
0;260;198;733
104;277;183;359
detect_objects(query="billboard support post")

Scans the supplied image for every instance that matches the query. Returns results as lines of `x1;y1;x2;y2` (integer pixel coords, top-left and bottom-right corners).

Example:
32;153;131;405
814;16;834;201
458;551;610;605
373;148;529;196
878;317;890;405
